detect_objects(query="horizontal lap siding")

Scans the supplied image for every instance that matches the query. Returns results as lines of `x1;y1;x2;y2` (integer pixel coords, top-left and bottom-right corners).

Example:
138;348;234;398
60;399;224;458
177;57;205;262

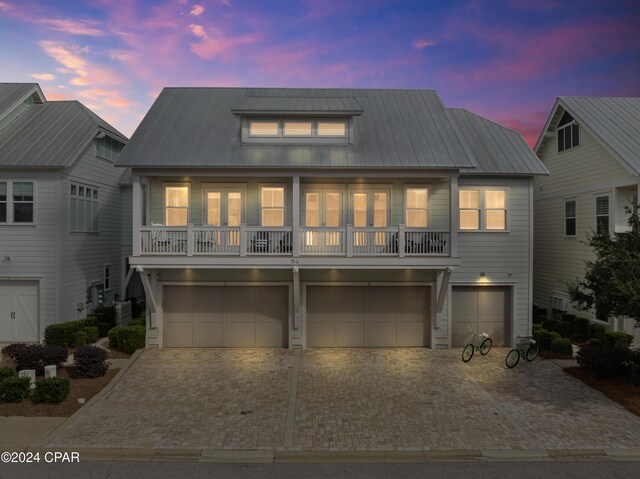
453;177;532;340
533;129;634;317
0;171;57;338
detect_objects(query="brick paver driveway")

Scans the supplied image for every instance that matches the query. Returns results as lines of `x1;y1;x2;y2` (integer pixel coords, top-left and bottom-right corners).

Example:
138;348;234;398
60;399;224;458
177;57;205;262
48;348;640;451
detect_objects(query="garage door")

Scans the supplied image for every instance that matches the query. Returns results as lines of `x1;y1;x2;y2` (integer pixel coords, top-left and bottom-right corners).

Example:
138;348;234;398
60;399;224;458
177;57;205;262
306;285;430;347
451;286;511;347
0;280;39;342
164;286;288;347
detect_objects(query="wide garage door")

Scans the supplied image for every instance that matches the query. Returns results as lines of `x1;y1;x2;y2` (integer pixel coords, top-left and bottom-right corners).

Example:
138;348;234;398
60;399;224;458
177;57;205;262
164;285;288;347
451;286;511;347
306;285;430;347
0;280;39;342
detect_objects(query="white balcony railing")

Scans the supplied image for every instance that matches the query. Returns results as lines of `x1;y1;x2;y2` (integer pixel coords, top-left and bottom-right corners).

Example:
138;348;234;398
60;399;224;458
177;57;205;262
139;225;449;257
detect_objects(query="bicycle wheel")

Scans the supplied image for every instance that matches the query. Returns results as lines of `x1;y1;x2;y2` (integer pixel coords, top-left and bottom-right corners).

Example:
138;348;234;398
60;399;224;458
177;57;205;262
505;349;520;368
480;338;492;355
462;344;474;362
526;343;539;361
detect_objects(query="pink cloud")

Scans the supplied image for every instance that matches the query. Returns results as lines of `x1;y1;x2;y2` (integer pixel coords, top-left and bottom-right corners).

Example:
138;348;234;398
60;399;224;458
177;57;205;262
71;77;90;86
38;18;105;36
46;92;72;101
0;1;10;11
413;39;436;49
191;34;260;60
30;73;55;81
189;24;206;38
190;5;204;16
104;97;132;108
39;41;88;76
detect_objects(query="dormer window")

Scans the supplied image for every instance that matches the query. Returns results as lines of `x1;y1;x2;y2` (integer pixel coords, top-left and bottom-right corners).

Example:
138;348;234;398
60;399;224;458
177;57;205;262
245;118;349;143
557;111;579;152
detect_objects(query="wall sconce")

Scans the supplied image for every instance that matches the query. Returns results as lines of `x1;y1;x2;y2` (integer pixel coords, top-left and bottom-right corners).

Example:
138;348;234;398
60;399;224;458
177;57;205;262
508;272;514;277
2;256;12;262
480;270;486;277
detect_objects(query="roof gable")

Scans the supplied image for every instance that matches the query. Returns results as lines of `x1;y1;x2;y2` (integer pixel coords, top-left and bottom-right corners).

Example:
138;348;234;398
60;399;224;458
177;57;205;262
0;83;45;121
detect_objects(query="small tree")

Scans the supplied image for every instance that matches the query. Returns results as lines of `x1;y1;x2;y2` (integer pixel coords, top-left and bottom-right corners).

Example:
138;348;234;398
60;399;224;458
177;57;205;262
566;205;640;326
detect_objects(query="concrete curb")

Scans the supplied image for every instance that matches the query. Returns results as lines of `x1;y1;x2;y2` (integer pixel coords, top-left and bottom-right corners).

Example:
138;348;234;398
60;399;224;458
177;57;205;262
18;447;640;463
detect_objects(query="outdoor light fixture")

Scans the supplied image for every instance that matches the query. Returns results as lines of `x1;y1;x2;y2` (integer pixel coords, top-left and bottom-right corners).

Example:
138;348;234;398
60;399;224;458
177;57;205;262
480;270;486;277
1;256;11;262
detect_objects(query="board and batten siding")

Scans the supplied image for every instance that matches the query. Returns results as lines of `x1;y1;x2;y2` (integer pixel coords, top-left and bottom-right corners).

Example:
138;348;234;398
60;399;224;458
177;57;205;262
533;126;637;318
0;170;58;338
452;176;533;343
58;141;125;323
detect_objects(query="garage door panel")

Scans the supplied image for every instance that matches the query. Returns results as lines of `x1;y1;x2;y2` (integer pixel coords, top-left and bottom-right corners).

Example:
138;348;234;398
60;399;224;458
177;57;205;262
398;322;425;346
194;287;224;323
226;287;256;323
307;286;333;322
335;322;365;347
256;287;289;324
256;322;286;347
367;322;397;346
193;322;223;347
452;287;510;347
478;289;508;320
398;287;428;322
366;288;397;322
164;286;194;315
164;322;193;347
15;294;38;340
335;287;365;323
0;291;14;339
307;323;335;347
226;322;257;347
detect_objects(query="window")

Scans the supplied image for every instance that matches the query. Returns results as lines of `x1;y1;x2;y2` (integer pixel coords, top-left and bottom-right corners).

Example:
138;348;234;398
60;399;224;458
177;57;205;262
565;200;576;236
405;187;429;227
459;188;508;231
596;196;609;235
96;136;124;161
245;118;348;143
557;112;579;152
261;186;285;227
0;181;35;224
70;182;99;232
104;265;111;291
165;186;189;226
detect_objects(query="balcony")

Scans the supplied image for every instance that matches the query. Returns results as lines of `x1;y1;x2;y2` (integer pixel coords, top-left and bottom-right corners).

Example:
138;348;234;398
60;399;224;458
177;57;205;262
139;225;450;257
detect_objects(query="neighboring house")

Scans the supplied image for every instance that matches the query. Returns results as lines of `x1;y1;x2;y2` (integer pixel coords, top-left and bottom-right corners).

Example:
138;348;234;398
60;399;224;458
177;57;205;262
0;83;129;342
116;87;547;349
533;96;640;337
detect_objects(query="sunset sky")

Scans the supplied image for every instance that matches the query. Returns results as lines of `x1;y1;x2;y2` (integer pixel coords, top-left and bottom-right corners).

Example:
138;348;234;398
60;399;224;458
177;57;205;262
1;0;639;145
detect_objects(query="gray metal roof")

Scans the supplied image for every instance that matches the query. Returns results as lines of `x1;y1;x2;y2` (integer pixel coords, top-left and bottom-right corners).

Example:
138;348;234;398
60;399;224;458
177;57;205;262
448;109;548;176
0;83;43;118
0;101;127;168
535;96;640;176
230;95;363;115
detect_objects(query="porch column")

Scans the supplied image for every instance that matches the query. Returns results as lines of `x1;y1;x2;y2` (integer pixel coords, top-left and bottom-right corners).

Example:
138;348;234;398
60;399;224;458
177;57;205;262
132;173;142;256
292;175;301;257
450;176;459;257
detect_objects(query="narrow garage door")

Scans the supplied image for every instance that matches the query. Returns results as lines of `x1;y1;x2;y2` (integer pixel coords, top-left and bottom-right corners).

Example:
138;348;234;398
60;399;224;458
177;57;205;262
0;280;39;342
164;286;288;347
306;285;430;347
451;286;511;347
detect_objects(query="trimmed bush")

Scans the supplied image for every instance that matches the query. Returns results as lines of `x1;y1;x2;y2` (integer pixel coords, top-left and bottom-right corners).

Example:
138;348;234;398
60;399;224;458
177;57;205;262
113;325;145;354
577;344;632;379
573;317;590;340
543;319;562;334
588;323;606;342
0;367;16;381
97;322;111;338
2;344;68;376
128;316;146;327
93;305;117;328
0;377;30;403
78;316;98;329
533;329;561;350
82;326;99;344
570;332;586;343
589;338;603;346
550;337;573;357
604;331;634;351
69;345;108;379
559;320;574;338
107;326;122;351
45;322;80;347
32;377;70;404
532;304;547;324
72;331;87;348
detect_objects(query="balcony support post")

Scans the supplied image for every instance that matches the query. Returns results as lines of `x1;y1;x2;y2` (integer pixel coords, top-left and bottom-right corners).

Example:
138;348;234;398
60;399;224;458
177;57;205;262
346;224;353;257
292;175;300;257
398;224;405;257
240;223;247;256
132;173;142;256
450;176;459;257
186;223;194;256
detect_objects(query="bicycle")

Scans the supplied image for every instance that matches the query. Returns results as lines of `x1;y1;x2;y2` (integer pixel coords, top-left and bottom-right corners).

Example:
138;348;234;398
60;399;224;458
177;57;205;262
505;336;539;368
462;327;492;362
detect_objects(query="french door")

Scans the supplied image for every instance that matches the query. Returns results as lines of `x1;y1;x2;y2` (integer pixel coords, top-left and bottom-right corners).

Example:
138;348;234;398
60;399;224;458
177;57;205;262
205;187;243;246
303;189;342;248
351;189;389;246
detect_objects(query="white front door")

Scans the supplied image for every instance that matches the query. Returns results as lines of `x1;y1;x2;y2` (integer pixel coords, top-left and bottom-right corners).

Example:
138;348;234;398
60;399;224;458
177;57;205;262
0;281;39;342
205;188;243;246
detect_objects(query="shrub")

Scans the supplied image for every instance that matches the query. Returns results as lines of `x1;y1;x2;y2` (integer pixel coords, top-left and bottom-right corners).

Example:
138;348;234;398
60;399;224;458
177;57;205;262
32;377;70;404
589;338;603;346
551;337;573;357
532;304;547;324
108;326;122;351
78;316;98;329
83;326;99;344
97;322;112;338
559;320;574;338
112;325;145;354
570;332;586;343
2;344;68;376
543;319;562;334
533;329;561;350
573;317;590;339
69;345;108;379
604;331;634;350
0;367;16;381
577;344;632;379
45;322;80;347
93;305;117;328
128;316;146;327
0;377;31;403
72;330;87;348
588;323;606;342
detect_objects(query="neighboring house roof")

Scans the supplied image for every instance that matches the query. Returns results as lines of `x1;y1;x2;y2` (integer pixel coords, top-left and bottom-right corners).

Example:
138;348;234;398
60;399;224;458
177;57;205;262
535;96;640;176
0;101;127;168
0;83;45;121
448;108;549;176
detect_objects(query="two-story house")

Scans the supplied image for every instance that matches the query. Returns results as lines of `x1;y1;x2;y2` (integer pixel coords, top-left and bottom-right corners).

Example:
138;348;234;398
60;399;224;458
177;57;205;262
117;87;547;349
533;96;640;338
0;83;129;342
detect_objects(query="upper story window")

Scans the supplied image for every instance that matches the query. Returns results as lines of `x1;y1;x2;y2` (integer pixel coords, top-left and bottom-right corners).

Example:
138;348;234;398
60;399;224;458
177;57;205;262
261;186;285;227
70;182;99;232
557;111;579;152
405;187;429;228
565;200;576;236
165;185;189;226
96;136;124;161
245;118;349;143
459;188;508;231
596;196;609;235
0;180;34;224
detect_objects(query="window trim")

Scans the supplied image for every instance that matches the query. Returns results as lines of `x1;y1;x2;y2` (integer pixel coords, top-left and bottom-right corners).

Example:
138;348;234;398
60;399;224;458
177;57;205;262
259;183;287;227
595;194;611;235
564;199;577;237
0;180;37;225
163;182;191;226
243;117;351;144
104;264;111;291
458;186;510;232
557;120;580;153
404;185;430;228
69;181;100;233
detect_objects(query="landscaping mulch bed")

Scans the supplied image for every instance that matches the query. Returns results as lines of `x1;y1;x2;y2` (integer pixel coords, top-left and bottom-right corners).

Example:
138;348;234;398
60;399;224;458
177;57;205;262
0;367;118;417
107;348;131;359
565;366;640;417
